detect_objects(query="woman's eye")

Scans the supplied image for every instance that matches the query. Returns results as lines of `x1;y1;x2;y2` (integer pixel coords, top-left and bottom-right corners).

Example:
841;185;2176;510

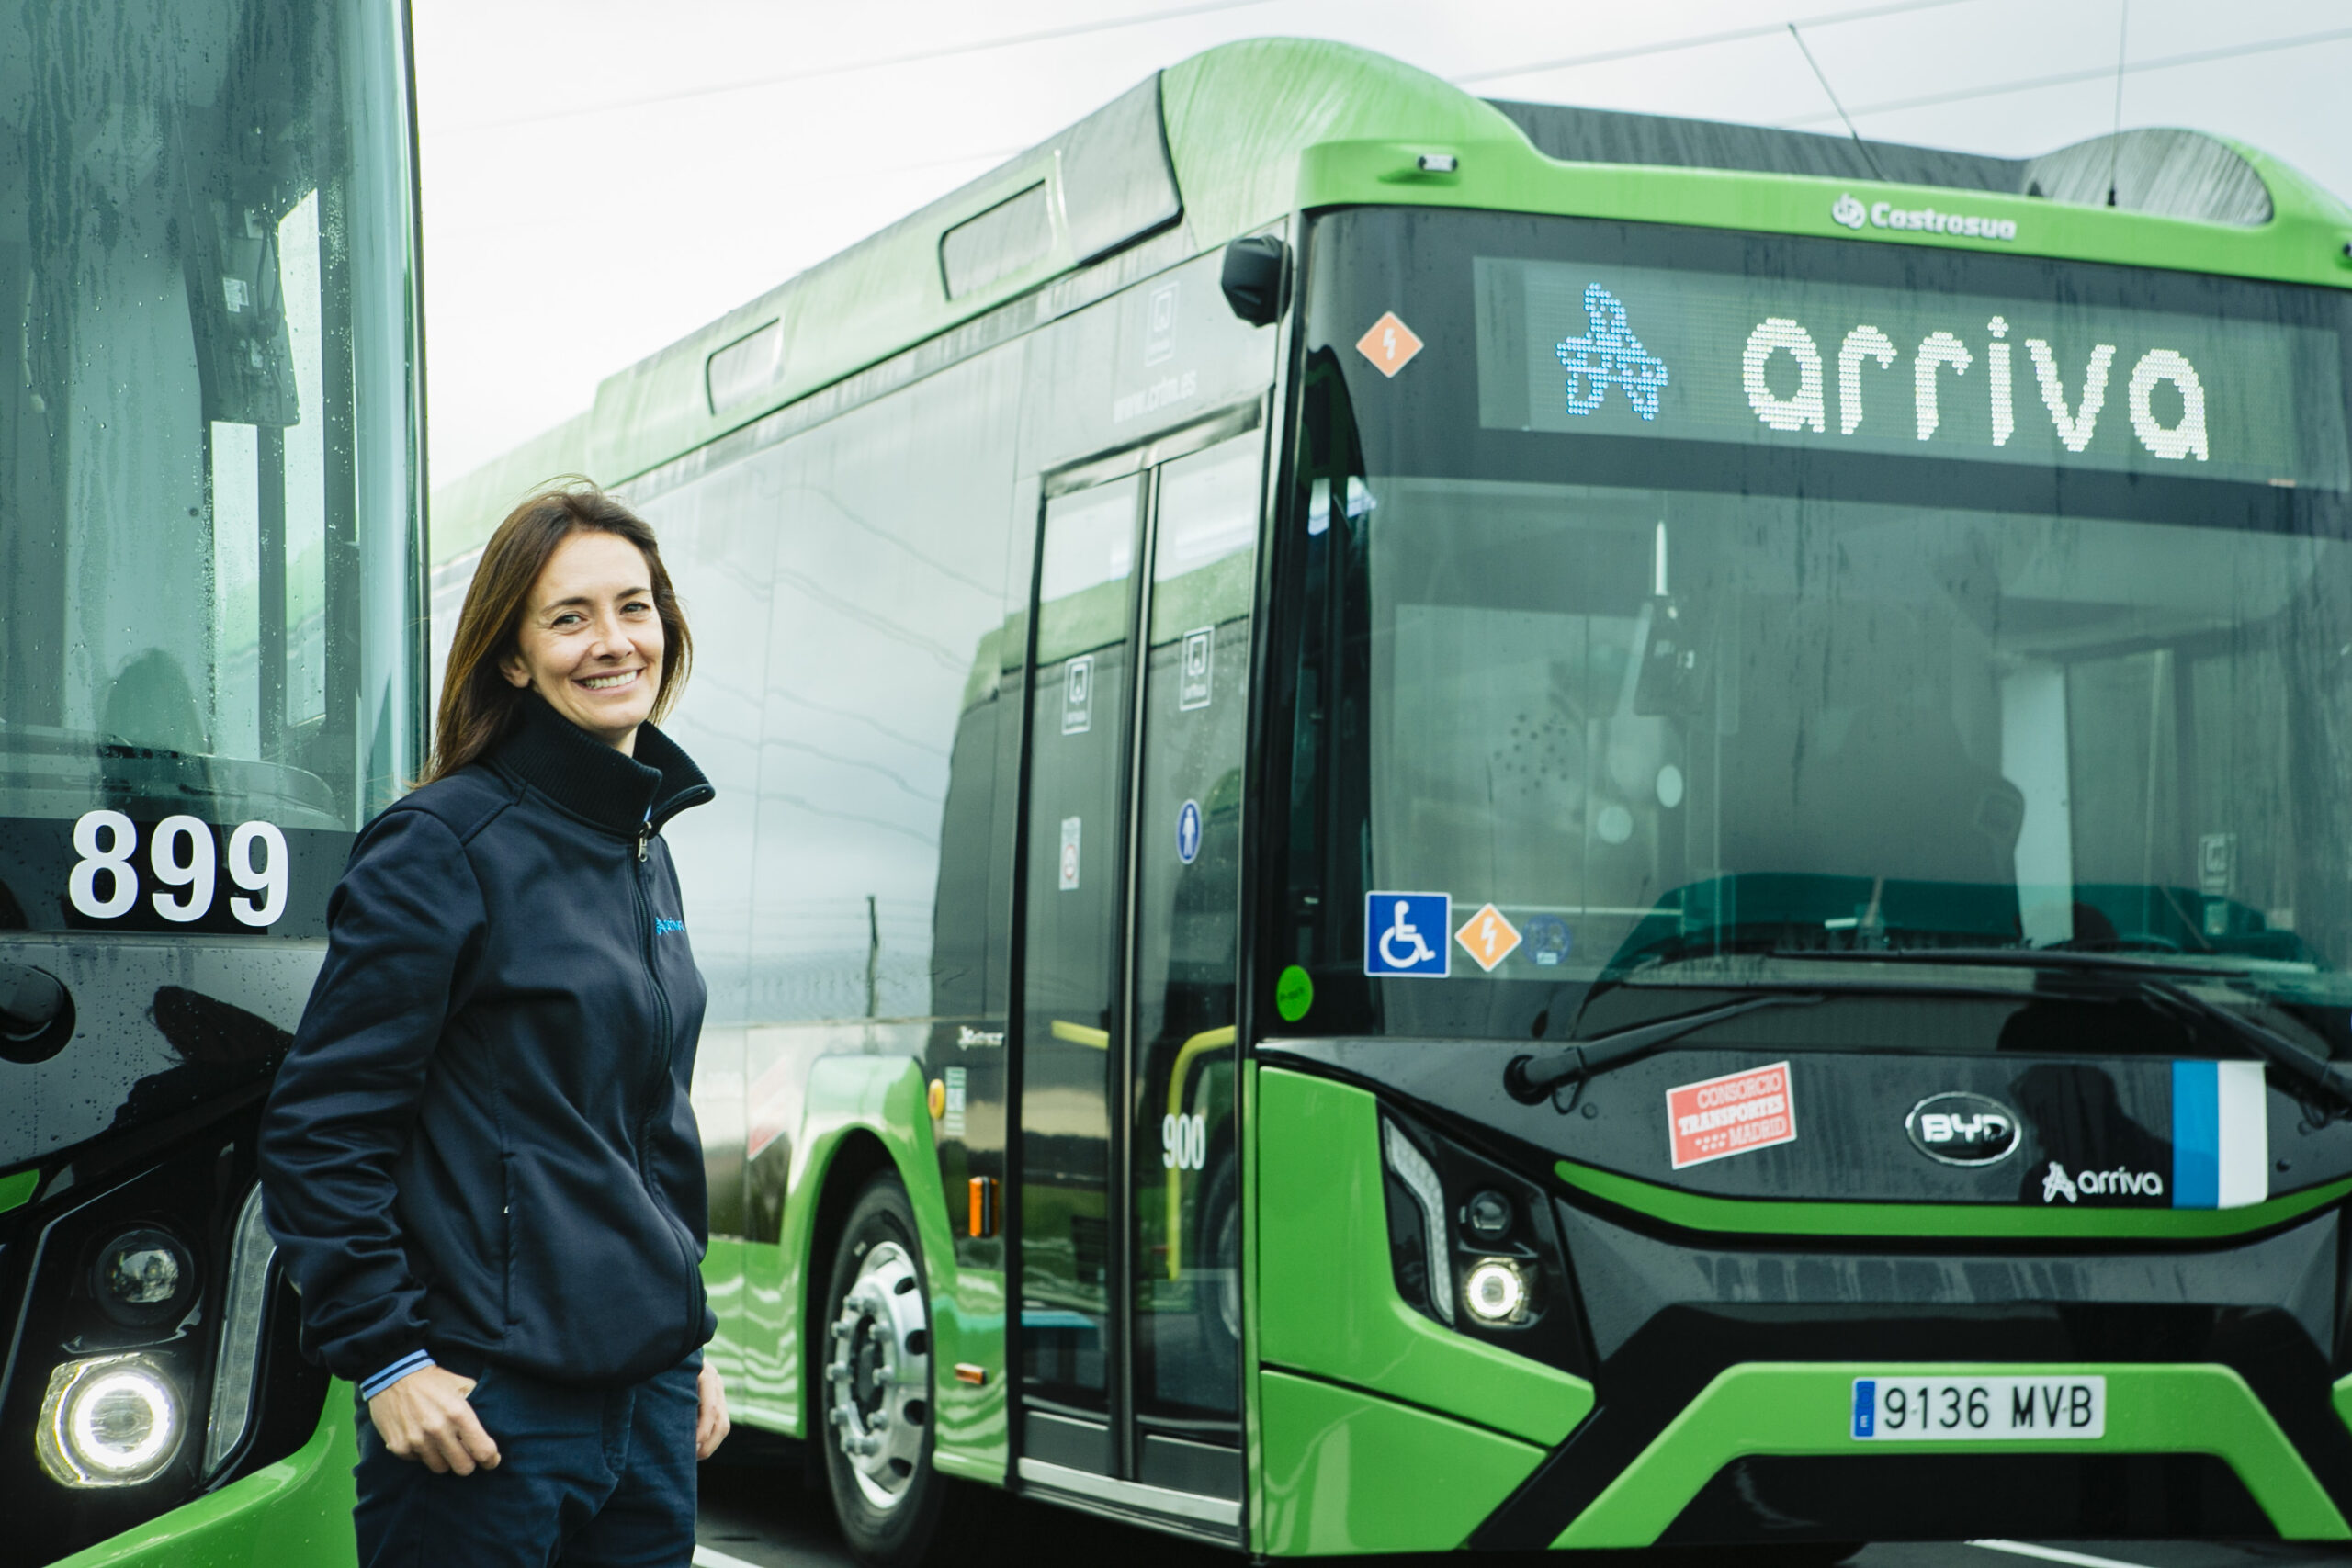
551;613;583;628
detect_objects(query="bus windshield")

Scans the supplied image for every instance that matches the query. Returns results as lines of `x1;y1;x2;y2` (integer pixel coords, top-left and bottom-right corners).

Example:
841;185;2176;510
1278;208;2352;1040
0;0;418;872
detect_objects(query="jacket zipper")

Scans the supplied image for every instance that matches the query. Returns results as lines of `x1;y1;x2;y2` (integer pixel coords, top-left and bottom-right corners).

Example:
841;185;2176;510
632;827;703;1344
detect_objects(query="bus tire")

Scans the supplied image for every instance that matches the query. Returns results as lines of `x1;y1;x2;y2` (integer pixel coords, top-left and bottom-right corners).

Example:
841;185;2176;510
819;1172;952;1567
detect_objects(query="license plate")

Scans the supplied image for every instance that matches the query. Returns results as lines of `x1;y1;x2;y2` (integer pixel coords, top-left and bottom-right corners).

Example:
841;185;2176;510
1849;1376;2105;1440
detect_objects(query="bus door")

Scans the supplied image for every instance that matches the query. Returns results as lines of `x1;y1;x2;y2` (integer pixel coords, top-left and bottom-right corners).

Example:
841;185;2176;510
1017;420;1261;1513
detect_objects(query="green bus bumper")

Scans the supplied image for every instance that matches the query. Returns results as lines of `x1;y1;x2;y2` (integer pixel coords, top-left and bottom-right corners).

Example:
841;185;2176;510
53;1388;358;1568
1557;1361;2351;1547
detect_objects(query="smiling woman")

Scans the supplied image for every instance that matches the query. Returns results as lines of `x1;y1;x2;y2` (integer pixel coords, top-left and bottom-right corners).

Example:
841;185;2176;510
501;530;669;752
259;476;729;1565
427;482;695;779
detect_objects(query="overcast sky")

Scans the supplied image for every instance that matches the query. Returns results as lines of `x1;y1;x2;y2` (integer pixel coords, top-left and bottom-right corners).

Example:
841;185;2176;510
413;0;2352;495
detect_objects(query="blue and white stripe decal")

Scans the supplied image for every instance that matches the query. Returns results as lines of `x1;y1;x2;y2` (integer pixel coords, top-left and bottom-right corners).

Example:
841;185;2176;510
2171;1060;2268;1210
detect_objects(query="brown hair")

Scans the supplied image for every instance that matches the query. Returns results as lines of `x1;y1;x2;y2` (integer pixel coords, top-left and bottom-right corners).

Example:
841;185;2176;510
421;479;694;784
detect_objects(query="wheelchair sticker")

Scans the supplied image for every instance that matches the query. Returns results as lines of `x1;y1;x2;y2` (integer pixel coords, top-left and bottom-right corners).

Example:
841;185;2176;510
1363;891;1451;978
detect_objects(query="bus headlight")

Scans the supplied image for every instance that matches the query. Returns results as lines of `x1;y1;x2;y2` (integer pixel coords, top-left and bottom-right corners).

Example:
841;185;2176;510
35;1354;185;1486
1463;1257;1529;1324
90;1227;195;1328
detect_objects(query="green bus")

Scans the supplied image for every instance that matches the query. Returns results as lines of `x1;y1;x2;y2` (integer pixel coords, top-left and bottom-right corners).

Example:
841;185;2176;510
0;2;429;1565
432;36;2352;1562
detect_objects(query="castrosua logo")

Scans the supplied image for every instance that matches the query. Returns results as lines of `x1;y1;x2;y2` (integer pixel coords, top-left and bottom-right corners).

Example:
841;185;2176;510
1833;191;2018;242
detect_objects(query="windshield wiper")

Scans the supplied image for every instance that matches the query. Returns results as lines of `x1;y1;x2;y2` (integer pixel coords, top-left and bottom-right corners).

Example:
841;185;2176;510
1505;993;1825;1112
1770;945;2250;978
2137;978;2352;1114
1780;946;2352;1114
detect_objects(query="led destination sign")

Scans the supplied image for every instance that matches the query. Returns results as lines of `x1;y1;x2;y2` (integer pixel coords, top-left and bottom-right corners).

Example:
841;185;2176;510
1474;257;2350;491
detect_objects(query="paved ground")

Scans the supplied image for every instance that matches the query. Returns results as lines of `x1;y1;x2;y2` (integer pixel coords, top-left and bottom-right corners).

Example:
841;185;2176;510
693;1454;2352;1568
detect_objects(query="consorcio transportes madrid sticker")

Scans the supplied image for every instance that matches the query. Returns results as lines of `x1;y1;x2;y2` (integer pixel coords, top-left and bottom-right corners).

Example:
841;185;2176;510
1666;1060;1797;1169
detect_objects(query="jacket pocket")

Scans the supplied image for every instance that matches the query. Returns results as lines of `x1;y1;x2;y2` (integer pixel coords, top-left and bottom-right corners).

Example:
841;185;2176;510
503;1147;695;1382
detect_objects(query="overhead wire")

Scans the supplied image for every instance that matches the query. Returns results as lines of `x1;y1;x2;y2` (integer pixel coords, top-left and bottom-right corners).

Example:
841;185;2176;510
2106;0;2130;206
447;0;1975;132
1785;21;1887;182
1449;0;1978;88
1774;24;2352;131
441;0;1283;134
439;0;2344;157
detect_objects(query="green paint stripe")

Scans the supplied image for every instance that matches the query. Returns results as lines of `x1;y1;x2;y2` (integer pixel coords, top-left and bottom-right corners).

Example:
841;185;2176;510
0;1169;35;1214
2335;1372;2352;1438
1558;1362;2349;1547
1555;1159;2352;1239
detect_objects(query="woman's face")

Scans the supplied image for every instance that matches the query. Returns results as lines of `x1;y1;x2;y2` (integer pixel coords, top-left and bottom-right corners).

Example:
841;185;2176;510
501;529;664;752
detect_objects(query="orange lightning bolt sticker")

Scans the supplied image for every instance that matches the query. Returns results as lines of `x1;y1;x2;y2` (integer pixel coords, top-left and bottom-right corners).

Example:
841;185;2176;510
1454;903;1522;973
1355;311;1424;378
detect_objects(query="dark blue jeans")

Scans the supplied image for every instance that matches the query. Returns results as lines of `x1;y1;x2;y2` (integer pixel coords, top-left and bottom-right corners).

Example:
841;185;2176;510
354;1357;698;1568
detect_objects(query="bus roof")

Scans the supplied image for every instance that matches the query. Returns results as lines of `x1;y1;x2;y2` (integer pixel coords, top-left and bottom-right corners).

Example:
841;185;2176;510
434;36;2352;561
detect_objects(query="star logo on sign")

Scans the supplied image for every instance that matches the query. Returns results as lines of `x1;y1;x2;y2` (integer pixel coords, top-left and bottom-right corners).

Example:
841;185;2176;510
1355;311;1424;378
1555;284;1668;421
1454;903;1522;973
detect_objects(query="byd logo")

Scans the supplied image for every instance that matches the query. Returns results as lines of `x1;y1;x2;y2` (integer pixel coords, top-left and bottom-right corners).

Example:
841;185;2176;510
1904;1092;2020;1167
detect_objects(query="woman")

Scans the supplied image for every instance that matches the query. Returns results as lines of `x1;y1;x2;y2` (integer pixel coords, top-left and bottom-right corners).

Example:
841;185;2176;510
262;483;729;1566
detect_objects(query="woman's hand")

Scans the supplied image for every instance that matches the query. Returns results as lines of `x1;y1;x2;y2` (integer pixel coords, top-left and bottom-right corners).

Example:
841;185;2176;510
368;1366;500;1475
695;1361;730;1460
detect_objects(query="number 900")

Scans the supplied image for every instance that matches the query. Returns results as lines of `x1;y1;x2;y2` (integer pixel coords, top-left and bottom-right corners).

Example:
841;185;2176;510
67;810;289;928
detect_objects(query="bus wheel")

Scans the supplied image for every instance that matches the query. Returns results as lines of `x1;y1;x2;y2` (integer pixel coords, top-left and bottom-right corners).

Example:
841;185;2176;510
820;1174;946;1566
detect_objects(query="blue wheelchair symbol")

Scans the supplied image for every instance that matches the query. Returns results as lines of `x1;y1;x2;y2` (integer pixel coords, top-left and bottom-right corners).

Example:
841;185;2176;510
1176;799;1203;865
1555;284;1669;422
1363;892;1451;978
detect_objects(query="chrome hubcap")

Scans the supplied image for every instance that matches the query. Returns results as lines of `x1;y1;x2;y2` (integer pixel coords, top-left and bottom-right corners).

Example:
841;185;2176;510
826;1239;929;1508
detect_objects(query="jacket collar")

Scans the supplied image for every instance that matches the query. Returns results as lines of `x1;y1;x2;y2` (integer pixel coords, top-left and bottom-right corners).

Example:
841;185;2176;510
493;693;715;838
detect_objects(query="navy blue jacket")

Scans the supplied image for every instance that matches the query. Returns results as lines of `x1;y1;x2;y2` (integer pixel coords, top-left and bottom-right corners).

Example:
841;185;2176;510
260;695;717;1389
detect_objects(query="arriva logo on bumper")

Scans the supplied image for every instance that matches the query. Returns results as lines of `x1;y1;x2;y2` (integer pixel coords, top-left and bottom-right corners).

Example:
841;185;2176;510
1835;192;2018;242
2040;1159;2164;1203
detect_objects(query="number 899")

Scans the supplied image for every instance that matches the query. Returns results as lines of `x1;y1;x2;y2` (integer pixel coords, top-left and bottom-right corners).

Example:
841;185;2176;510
68;810;289;927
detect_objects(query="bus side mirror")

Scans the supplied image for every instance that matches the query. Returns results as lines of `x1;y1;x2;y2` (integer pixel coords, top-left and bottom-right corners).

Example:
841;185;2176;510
1221;236;1289;327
